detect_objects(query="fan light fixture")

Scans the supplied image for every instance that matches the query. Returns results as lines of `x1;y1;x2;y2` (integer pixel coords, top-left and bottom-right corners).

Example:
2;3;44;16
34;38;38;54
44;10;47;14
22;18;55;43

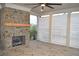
41;4;45;11
25;3;62;12
41;4;45;6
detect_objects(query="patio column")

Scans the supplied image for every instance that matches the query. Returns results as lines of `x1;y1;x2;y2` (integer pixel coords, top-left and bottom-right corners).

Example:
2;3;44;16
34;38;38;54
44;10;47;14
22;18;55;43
66;12;71;47
48;15;52;43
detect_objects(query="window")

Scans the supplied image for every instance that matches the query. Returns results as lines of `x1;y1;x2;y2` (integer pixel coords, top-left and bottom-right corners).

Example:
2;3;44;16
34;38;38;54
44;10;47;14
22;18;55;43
51;13;67;45
38;15;49;42
30;15;37;25
30;15;37;40
37;11;79;49
70;11;79;48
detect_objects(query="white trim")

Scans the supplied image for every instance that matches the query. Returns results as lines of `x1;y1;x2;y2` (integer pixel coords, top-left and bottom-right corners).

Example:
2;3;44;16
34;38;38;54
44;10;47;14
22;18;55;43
41;15;49;17
71;11;79;14
53;13;64;16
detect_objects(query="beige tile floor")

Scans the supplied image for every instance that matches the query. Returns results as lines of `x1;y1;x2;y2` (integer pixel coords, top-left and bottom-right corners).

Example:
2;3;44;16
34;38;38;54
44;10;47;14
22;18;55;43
1;40;79;56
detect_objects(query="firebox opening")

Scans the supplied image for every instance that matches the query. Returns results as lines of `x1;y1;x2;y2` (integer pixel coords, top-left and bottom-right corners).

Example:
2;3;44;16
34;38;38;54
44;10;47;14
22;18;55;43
12;36;25;47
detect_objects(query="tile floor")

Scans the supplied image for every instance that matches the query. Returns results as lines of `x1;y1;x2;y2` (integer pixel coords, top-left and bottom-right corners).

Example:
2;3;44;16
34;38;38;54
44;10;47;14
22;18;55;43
1;40;79;56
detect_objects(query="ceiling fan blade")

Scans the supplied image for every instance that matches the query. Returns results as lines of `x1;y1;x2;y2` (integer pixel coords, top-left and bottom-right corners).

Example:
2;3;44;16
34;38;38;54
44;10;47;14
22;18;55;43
24;3;39;5
31;5;40;9
46;3;62;5
46;5;54;9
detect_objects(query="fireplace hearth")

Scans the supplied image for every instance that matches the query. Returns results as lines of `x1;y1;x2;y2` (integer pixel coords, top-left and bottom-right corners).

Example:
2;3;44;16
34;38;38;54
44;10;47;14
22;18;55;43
12;36;25;47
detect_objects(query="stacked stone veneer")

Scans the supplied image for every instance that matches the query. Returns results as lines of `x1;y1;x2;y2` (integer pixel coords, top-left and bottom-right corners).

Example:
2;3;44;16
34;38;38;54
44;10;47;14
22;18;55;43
0;7;30;50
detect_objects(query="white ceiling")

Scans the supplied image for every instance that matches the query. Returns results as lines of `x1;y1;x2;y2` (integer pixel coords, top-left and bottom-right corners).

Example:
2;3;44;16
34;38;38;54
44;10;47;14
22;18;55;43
14;3;79;15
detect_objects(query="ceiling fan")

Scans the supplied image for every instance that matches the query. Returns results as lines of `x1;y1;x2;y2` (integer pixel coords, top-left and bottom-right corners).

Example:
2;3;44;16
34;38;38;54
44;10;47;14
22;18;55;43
24;3;62;12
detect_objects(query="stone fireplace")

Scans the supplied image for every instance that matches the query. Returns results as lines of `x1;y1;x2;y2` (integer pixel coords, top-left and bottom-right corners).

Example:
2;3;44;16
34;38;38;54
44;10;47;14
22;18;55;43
0;7;30;50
